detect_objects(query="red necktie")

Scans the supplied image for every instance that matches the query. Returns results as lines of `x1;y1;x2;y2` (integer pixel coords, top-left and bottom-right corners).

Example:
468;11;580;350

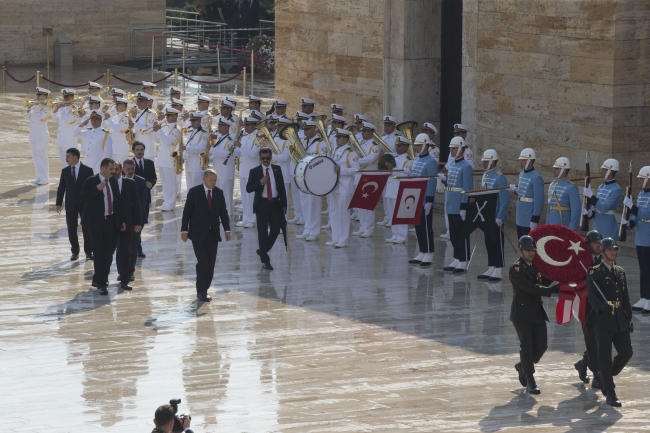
72;166;77;185
207;189;212;210
266;167;272;201
105;179;113;215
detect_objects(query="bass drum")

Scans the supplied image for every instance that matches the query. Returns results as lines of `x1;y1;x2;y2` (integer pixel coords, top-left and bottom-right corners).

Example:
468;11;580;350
294;155;339;196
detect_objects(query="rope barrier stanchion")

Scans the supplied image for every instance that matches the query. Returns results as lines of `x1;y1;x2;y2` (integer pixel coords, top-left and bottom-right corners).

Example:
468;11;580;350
243;67;246;98
36;70;40;87
151;35;155;82
217;46;221;79
106;69;110;88
174;68;178;87
2;66;6;90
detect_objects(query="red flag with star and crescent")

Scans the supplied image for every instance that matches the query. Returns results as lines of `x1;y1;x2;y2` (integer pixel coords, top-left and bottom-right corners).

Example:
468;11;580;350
391;179;428;225
348;173;390;211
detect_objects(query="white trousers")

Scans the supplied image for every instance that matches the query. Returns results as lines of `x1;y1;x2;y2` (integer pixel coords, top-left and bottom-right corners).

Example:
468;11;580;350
330;192;352;244
359;209;375;235
177;173;182;196
382;189;390;222
239;176;254;223
300;191;322;237
159;167;178;210
290;178;303;220
386;198;407;241
217;178;235;216
112;153;129;167
30;138;49;182
284;183;291;218
186;171;203;190
57;147;68;167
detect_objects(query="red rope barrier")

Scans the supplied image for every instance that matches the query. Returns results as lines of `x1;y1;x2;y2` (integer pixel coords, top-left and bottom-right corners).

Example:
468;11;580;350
40;74;106;87
111;72;173;86
178;70;242;84
4;70;36;83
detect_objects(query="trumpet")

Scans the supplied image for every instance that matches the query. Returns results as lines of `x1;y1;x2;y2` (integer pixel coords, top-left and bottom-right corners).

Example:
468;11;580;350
53;97;80;108
279;123;307;164
23;98;53;110
312;114;333;154
254;120;281;154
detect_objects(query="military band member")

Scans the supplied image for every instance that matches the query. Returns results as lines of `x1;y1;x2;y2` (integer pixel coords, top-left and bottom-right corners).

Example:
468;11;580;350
328;114;346;144
209;118;239;216
545;157;581;230
105;88;126;117
586;238;633;407
215;99;240;139
172;98;190;131
236;116;261;228
183;112;209;189
269;116;292;218
422;122;440;162
622;165;650;313
509;148;544;238
584;159;622;240
249;108;266;123
385;137;413;244
249;94;263;113
79;95;103;125
81;81;102;111
141;81;158;108
453;123;474;168
326;129;359;248
196;93;213;135
300;97;316;118
477;149;510;281
408;134;438;267
287;112;310;225
169;85;181;101
352;114;367;143
296;120;328;241
377;115;399;227
154;107;183;212
327;104;344;135
131;91;157;160
73;110;113;174
225;96;240;125
104;97;131;164
52;88;79;168
274;99;288;119
509;235;559;395
353;122;382;238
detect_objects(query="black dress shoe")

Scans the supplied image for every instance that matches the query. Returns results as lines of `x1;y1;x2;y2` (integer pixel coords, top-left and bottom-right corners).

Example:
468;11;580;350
408;258;423;264
98;287;109;295
121;283;133;291
515;362;526;387
488;277;502;282
574;360;589;383
643;309;650;315
86;254;94;260
70;253;79;261
606;391;622;407
129;274;135;282
137;252;146;258
477;274;490;280
263;263;273;270
420;260;432;268
442;266;455;271
452;268;467;273
197;295;212;302
526;374;540;394
591;374;602;390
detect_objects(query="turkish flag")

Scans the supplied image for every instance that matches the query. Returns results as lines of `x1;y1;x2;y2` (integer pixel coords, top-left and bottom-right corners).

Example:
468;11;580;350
391;179;428;225
348;173;390;210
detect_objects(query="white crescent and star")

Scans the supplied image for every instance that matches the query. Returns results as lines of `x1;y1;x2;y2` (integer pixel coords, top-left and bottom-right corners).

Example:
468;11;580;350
537;236;585;267
361;181;379;199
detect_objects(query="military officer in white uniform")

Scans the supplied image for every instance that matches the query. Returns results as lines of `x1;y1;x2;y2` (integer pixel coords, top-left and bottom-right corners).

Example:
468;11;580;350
327;128;359;248
209;118;239;216
141;81;158;108
73;110;113;174
131;91;157;160
353;122;382;238
270;116;292;218
236;116;261;228
287;112;311;225
79;94;103;125
104;97;131;164
52;88;79;167
154;107;183;211
195;93;213;137
105;88;126;118
24;86;52;184
182;112;209;189
80;81;102;112
297;120;329;241
385;136;413;243
423;122;440;162
274;99;289;119
377;115;399;227
215;99;240;139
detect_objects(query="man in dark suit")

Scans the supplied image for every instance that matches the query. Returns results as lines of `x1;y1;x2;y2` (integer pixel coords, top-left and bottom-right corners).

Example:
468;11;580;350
181;169;232;301
113;161;142;291
121;159;148;283
246;148;287;270
56;148;94;260
132;141;157;258
81;158;126;295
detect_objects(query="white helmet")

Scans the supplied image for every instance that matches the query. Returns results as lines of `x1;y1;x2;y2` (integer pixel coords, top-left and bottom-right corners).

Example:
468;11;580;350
449;136;465;148
518;148;536;170
414;133;431;146
601;158;619;180
481;149;498;169
553;157;571;178
638;166;650;189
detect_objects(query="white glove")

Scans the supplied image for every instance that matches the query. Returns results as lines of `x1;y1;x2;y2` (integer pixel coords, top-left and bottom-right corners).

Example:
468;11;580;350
460;210;466;221
530;222;538;230
424;202;432;215
621;217;629;225
549;281;559;288
509;184;517;192
496;218;503;227
437;173;447;182
583;186;593;198
623;195;634;209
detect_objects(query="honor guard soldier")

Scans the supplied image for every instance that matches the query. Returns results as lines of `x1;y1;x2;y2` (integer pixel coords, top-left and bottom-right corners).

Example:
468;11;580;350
300;97;316;118
274;99;289;119
104;97;131;164
154;107;183;212
385;136;413;244
439;136;473;273
478;149;510;281
24;86;52;185
575;230;603;389
586;238;633;407
510;148;544;238
209;118;239;216
584;159;622;240
327;128;360;248
183;112;209;189
408;134;438;267
296;120;328;241
454;123;474;167
546;157;581;230
237;116;261;228
422;122;440;162
132;91;157;160
622;166;650;313
510;235;559;394
353;122;382;238
73;110;113;174
52;88;79;167
269;116;292;218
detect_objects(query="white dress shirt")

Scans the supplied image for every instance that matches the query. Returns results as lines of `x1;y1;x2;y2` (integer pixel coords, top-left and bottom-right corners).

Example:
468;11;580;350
98;174;115;216
260;164;278;199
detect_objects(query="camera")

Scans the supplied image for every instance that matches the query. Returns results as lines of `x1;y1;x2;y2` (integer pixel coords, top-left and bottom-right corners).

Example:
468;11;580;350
170;398;192;432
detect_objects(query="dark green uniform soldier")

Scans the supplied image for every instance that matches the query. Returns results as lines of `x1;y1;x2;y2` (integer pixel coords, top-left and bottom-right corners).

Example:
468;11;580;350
586;237;633;407
509;235;559;394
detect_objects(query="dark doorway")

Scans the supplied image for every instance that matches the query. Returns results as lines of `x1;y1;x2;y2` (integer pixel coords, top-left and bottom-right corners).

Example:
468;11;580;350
439;0;463;164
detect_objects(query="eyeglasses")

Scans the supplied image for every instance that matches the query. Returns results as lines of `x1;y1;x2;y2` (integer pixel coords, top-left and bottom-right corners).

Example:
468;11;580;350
260;157;271;161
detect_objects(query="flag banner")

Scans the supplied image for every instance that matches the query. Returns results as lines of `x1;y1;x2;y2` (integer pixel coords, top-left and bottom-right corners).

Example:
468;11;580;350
391;179;428;225
462;191;498;240
348;173;390;210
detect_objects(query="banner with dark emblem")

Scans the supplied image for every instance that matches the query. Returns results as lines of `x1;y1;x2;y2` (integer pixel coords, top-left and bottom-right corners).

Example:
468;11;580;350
462;191;499;240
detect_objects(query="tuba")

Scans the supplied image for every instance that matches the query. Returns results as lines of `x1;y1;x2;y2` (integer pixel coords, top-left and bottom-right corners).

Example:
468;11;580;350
171;126;185;175
312;114;333;154
373;131;394;154
254;120;281;154
345;125;366;159
279;123;307;164
396;121;418;160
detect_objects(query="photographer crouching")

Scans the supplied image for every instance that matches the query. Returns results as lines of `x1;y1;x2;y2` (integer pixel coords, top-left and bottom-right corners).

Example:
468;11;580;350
152;400;192;433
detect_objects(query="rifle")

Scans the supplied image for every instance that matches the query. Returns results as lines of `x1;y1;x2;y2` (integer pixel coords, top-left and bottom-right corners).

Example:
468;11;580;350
579;151;590;231
619;161;633;242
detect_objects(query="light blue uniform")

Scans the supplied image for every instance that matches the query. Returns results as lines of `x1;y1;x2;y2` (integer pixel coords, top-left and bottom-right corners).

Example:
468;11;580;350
481;168;510;222
546;177;581;230
412;153;438;201
515;169;544;227
589;180;622;240
445;158;473;214
630;190;650;247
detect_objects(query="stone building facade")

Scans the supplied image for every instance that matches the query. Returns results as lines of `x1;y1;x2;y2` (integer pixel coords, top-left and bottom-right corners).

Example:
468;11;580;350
0;0;165;64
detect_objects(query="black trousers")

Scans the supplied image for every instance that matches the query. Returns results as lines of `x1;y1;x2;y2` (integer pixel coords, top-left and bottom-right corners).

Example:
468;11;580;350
115;229;133;279
89;218;118;288
137;207;149;254
415;206;434;253
637;245;650;298
192;229;219;297
448;214;469;261
513;321;548;375
256;198;283;264
66;206;92;256
485;227;505;268
595;328;633;393
516;225;530;239
581;324;599;374
129;230;142;275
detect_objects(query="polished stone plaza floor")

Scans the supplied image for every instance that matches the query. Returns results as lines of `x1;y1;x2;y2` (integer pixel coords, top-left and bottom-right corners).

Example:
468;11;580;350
1;66;650;432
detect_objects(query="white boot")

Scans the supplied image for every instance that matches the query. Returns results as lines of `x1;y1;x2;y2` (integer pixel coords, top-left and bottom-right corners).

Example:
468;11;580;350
420;253;433;267
409;252;424;264
478;266;495;279
489;267;502;281
453;261;467;273
643;299;650;313
444;258;459;270
632;298;647;310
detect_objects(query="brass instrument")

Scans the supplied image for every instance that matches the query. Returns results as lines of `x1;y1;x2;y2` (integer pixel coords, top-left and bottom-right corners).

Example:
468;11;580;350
396;121;418;160
199;149;211;170
23;99;53;110
53;97;80;108
254;120;281;154
373;132;394;154
126;128;135;146
206;116;215;147
172;127;185;175
345;125;366;159
279;123;308;164
223;127;245;166
312;114;333;154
